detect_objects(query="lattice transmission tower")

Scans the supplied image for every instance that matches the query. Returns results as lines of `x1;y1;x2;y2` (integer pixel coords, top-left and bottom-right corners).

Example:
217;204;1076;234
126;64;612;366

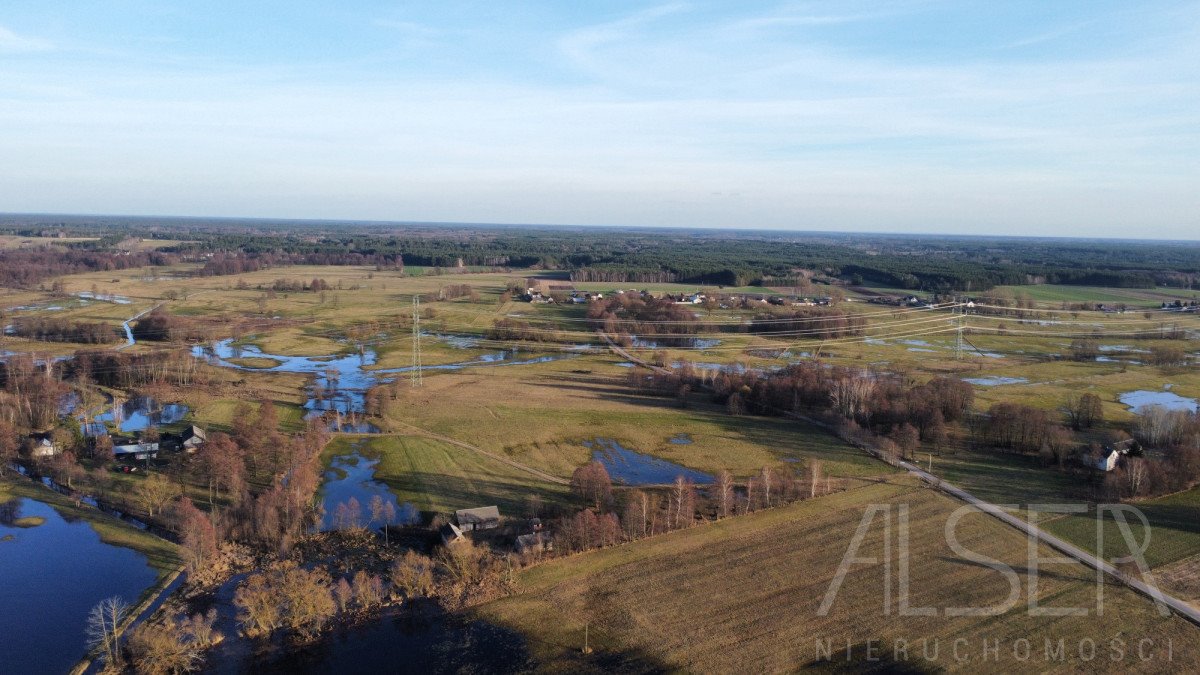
411;296;423;386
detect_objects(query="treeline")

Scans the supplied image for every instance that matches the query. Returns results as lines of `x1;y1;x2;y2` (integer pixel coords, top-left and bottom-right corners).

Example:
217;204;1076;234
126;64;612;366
7;218;1200;292
8;317;120;344
553;458;839;557
587;294;709;347
69;349;201;388
748;307;865;340
487;318;558;343
271;278;332;292
0;248;175;288
131;308;262;343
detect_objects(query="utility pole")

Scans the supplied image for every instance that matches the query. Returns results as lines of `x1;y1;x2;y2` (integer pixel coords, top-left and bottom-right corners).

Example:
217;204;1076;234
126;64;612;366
955;297;964;360
411;296;423;387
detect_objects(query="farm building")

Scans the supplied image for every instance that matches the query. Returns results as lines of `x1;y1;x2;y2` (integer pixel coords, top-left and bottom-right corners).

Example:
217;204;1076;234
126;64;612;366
180;425;207;451
112;439;159;461
516;532;552;554
455;505;501;531
440;522;466;546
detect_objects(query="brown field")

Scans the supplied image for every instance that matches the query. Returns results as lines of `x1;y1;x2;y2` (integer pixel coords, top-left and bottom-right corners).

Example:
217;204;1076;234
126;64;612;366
479;478;1200;673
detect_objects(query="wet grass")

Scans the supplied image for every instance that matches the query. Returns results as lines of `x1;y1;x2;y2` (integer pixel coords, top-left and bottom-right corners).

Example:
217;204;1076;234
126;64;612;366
321;435;570;516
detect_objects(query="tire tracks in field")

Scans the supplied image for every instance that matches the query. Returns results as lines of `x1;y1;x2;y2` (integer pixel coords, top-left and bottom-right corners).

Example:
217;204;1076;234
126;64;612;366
386;420;570;486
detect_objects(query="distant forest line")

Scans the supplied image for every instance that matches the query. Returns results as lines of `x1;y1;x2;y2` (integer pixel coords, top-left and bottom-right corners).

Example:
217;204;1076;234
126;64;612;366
2;214;1199;293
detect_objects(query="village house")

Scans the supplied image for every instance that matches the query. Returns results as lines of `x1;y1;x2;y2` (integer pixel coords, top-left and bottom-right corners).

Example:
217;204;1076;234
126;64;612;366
516;532;552;554
28;435;60;458
455;505;501;531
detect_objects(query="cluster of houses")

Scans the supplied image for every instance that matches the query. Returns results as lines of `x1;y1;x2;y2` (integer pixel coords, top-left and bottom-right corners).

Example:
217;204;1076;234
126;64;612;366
1160;300;1199;312
439;504;551;554
28;424;207;463
867;294;933;307
521;279;603;305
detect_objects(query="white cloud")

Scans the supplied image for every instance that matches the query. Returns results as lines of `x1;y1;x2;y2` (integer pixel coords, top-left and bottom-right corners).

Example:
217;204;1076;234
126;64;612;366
0;24;52;53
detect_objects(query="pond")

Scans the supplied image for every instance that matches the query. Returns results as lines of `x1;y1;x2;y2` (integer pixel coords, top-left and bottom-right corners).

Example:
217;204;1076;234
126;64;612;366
632;336;721;349
94;396;190;433
1119;390;1198;414
585;438;713;485
668;433;693;445
320;450;419;531
0;497;158;675
963;376;1029;386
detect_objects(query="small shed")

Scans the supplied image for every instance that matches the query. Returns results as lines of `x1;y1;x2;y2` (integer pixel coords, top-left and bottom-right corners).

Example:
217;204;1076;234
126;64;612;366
440;522;466;546
181;425;207;451
455;505;501;531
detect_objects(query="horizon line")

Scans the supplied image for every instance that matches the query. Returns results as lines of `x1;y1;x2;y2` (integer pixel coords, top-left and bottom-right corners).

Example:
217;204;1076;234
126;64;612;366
2;211;1198;245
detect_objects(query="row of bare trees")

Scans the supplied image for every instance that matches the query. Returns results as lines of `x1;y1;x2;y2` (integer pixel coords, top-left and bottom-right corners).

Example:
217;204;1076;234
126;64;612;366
556;459;837;555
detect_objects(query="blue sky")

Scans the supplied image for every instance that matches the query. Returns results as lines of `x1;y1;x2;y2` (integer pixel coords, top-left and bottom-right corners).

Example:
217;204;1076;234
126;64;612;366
1;1;1197;237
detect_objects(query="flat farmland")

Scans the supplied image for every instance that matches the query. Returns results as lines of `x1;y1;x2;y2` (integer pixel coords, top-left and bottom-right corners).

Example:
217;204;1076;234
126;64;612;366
479;479;1200;672
381;356;890;481
990;284;1200;307
1042;487;1200;569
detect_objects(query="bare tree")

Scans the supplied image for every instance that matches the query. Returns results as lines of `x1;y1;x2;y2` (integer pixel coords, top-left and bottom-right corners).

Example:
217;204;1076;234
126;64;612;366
352;571;385;609
135;473;178;518
809;459;824;498
86;596;130;670
714;470;733;519
570;461;613;511
126;618;202;675
334;577;354;612
390;550;435;599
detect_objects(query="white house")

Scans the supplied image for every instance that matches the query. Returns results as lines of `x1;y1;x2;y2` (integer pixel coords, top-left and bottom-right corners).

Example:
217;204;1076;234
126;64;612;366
30;437;60;458
1085;448;1120;472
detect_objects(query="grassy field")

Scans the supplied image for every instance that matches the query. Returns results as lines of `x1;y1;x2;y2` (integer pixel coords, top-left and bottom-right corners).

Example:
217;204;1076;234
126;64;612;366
381;356;890;481
0;476;182;576
321;435;570;515
477;478;1200;672
1042;487;1200;569
0;234;99;248
990;284;1200;307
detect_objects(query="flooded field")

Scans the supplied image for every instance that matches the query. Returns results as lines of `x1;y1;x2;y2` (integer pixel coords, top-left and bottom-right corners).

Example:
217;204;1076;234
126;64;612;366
585;438;713;485
320;450;419;530
1119;389;1199;414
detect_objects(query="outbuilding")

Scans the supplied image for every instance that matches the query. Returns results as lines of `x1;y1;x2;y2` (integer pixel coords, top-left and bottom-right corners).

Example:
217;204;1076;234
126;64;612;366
455;505;501;531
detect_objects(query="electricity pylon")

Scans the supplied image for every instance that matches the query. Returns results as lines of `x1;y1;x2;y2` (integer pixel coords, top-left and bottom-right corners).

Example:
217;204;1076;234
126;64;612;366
411;296;423;386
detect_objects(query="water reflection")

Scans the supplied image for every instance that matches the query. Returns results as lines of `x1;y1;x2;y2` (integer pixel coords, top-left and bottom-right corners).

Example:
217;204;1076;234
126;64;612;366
0;497;158;675
585;438;713;485
321;451;420;531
